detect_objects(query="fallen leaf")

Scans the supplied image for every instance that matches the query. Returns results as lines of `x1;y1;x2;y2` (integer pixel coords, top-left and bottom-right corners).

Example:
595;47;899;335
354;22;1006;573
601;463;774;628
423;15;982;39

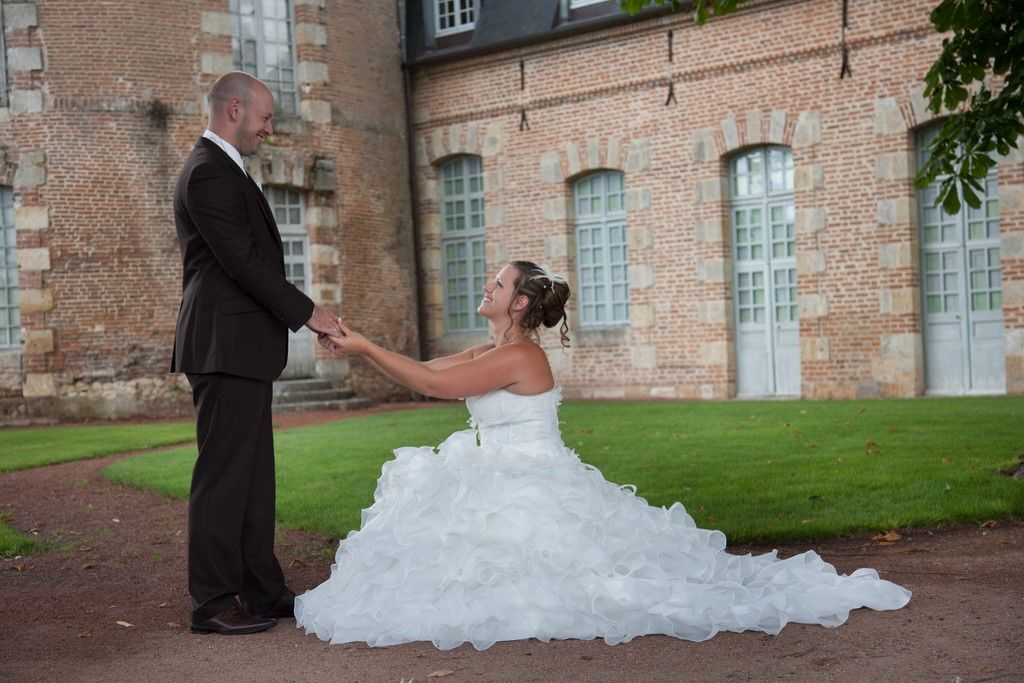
980;519;997;528
166;621;181;628
865;441;880;456
78;630;92;638
289;559;306;569
111;518;121;523
428;670;454;678
10;564;24;572
116;621;134;628
81;563;95;570
872;530;902;545
158;602;170;608
707;515;717;523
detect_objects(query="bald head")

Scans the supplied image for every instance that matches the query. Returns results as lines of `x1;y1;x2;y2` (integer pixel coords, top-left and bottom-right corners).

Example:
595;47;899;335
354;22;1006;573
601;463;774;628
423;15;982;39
206;72;275;156
208;71;270;114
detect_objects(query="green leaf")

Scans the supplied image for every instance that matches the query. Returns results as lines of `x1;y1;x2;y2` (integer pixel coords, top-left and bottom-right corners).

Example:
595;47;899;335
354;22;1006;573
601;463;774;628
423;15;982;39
960;181;982;210
929;0;956;31
940;183;961;215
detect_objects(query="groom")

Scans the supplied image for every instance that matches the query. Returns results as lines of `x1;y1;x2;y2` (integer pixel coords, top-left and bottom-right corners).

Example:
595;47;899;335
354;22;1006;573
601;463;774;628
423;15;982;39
171;72;342;635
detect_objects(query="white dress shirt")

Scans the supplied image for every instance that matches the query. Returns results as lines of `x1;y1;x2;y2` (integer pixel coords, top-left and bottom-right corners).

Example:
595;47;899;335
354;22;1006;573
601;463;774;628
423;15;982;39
202;129;246;174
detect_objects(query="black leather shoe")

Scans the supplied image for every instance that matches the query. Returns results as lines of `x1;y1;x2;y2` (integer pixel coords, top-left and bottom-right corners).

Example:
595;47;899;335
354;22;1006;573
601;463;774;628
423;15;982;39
257;589;295;619
190;604;277;635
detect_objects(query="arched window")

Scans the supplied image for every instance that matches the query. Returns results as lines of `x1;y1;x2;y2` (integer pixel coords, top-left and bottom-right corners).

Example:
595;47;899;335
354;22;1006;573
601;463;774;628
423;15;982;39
917;123;1004;394
730;146;799;397
574;171;628;327
440;156;486;331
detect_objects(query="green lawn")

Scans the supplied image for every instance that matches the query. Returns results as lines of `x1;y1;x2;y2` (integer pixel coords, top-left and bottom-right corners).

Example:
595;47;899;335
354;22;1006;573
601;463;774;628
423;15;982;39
0;515;39;557
0;422;194;473
103;397;1024;544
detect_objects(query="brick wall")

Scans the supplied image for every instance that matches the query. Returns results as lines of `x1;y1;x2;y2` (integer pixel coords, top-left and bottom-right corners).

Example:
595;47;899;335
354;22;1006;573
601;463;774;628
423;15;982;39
410;0;1024;399
0;0;417;420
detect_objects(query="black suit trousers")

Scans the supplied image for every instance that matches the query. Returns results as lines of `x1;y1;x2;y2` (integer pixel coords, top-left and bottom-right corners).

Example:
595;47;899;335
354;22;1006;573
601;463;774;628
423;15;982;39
186;372;285;620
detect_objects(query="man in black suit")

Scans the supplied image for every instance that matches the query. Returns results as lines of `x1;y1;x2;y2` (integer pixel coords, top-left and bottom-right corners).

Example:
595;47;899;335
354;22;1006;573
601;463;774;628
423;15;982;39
171;72;342;635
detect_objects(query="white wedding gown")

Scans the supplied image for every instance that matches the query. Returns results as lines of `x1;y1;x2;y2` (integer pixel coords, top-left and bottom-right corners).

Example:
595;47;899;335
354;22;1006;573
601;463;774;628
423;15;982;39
295;388;910;650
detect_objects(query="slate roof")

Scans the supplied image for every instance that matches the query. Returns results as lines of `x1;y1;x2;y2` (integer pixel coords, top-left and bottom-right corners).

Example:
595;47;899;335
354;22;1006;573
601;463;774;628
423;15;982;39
405;0;672;65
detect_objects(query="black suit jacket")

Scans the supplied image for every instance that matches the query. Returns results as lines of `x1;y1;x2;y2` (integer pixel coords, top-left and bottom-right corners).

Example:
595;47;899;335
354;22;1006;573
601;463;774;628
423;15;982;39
171;137;314;382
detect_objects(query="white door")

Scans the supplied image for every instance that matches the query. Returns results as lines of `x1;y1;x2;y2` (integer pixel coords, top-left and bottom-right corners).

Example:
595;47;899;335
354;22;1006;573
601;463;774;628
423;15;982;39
266;187;315;380
918;127;1004;395
732;148;800;397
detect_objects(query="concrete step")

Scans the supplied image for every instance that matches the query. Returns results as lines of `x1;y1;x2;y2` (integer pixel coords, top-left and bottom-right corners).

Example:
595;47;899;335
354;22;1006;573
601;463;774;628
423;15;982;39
272;378;335;396
273;388;355;405
271;397;374;414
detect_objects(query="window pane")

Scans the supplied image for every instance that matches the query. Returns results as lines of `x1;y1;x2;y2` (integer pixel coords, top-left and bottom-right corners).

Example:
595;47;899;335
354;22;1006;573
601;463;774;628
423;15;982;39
575;172;629;326
0;187;18;348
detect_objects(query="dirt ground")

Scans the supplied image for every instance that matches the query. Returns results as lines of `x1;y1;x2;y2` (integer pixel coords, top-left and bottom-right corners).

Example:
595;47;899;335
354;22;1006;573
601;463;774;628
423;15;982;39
1;407;1022;682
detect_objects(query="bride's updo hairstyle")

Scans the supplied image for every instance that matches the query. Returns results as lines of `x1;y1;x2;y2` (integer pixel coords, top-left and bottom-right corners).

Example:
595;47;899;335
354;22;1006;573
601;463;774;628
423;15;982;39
508;260;571;348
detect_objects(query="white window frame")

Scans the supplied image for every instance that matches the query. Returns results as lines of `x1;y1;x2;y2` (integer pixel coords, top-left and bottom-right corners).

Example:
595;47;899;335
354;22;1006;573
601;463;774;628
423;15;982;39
0;187;19;349
229;0;299;115
265;186;308;293
434;0;476;37
574;171;629;328
569;0;611;9
440;156;487;332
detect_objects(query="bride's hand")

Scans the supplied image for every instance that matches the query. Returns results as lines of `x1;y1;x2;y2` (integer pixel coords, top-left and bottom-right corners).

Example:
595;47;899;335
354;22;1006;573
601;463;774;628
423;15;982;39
326;320;368;355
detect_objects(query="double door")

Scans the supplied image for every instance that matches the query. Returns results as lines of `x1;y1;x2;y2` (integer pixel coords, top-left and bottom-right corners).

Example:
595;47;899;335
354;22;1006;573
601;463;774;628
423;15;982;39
919;171;1004;393
731;147;800;397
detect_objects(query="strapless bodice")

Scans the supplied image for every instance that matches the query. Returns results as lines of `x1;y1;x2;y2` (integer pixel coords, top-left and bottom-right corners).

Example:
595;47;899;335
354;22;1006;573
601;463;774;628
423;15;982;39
464;386;563;447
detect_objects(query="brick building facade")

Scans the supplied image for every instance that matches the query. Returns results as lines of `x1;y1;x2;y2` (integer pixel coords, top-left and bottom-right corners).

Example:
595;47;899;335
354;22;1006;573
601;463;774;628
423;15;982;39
0;0;1020;421
0;0;418;420
408;0;1023;400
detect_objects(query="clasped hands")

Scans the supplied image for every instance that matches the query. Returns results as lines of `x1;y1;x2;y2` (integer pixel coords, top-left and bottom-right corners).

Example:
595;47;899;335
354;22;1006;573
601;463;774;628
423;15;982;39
305;305;363;355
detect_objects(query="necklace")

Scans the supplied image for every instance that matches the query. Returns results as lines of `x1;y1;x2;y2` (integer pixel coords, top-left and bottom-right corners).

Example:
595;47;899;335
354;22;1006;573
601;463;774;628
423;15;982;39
498;331;525;346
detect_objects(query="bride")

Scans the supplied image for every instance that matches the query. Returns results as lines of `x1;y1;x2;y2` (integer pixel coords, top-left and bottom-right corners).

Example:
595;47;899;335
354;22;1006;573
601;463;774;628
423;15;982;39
295;260;911;650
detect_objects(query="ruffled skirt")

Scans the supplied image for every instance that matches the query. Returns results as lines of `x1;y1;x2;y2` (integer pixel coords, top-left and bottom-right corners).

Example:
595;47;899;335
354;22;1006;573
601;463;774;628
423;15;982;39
294;429;910;650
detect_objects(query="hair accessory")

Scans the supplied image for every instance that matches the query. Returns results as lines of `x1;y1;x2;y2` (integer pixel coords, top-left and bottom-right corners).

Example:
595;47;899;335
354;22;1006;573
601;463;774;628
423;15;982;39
530;264;566;289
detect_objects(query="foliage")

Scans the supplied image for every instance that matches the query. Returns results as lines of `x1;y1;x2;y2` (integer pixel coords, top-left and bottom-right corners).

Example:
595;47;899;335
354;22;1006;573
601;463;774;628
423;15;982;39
620;0;749;25
621;0;1024;215
916;0;1023;213
103;397;1023;544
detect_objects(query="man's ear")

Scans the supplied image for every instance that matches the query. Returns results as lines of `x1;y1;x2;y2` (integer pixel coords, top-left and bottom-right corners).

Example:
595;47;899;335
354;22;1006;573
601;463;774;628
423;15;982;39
227;98;243;122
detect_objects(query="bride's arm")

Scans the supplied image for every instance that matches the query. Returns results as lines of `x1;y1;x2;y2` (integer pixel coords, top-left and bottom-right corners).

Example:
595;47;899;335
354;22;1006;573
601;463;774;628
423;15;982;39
424;343;494;370
328;325;524;399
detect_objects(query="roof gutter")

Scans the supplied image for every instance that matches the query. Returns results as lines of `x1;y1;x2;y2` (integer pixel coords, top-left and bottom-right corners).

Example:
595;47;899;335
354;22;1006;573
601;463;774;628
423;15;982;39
398;0;430;362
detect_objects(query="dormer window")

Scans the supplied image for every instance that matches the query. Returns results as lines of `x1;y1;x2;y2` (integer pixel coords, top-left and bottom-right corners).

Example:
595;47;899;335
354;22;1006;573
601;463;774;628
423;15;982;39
435;0;475;37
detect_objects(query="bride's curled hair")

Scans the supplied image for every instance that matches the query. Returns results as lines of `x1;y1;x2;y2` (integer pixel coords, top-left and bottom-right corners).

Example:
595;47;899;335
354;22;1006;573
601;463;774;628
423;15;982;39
508;260;571;348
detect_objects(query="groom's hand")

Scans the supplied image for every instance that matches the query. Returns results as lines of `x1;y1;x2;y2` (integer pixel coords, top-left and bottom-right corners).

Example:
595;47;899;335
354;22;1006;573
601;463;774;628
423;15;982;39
305;305;343;337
